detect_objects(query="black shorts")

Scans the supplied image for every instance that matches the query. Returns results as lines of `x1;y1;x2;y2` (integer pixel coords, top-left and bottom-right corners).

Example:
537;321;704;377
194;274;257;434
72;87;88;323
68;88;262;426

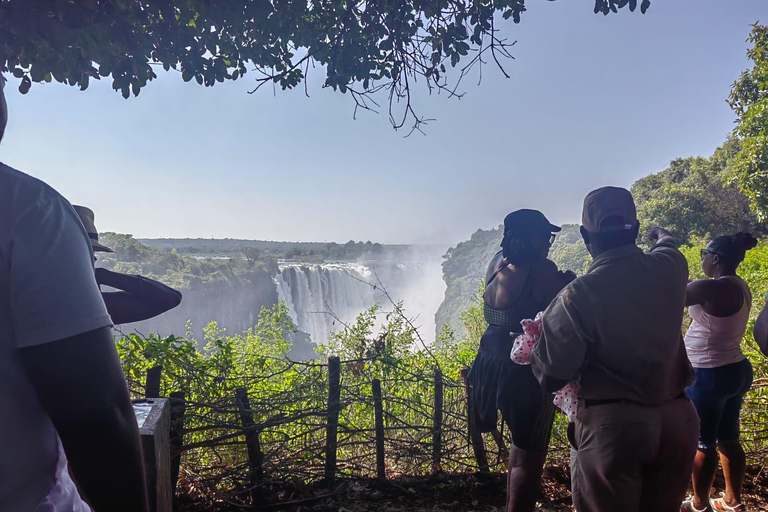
686;358;753;449
468;326;556;452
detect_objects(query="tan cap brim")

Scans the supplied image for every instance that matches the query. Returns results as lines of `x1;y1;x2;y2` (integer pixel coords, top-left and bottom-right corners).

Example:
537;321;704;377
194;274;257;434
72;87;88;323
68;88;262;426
91;240;115;253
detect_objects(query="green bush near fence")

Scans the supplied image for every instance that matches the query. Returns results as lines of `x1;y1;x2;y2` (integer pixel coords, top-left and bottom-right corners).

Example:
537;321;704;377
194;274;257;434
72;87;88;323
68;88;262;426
117;300;521;505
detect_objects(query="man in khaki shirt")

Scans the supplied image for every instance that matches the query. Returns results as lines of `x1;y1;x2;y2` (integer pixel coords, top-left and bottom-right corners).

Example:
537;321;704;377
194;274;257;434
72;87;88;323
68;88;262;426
531;186;699;512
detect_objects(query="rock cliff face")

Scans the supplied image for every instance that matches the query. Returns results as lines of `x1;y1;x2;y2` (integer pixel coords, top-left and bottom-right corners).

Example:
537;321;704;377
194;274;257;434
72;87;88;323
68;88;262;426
120;268;279;343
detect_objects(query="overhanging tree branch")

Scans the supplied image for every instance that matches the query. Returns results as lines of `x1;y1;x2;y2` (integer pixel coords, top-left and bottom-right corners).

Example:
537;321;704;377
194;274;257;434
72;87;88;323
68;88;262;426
0;0;650;130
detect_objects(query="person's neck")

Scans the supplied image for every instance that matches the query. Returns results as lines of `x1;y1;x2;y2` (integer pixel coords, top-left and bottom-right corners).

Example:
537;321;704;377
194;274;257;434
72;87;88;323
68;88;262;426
505;254;541;268
713;267;737;279
589;241;635;259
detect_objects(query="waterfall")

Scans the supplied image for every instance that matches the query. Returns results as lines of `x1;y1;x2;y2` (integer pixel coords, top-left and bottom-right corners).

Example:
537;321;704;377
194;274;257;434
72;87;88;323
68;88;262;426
275;250;446;347
275;263;377;345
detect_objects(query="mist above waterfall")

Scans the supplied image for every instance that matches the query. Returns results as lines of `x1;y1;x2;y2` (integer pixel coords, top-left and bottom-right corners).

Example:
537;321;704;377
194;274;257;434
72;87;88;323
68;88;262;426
276;245;446;347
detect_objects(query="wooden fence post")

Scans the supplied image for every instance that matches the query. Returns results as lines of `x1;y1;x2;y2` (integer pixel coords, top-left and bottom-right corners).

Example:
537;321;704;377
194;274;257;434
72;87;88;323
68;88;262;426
324;356;341;486
372;379;385;479
460;367;489;473
432;368;443;474
145;365;162;399
235;387;264;504
168;391;186;498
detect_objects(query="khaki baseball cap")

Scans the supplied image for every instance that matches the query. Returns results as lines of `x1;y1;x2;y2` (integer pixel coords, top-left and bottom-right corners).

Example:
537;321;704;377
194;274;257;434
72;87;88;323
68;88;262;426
73;205;115;253
581;186;637;233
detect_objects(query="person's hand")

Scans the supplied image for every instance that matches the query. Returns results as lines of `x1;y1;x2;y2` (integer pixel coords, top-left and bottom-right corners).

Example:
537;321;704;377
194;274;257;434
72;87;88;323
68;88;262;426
647;226;671;244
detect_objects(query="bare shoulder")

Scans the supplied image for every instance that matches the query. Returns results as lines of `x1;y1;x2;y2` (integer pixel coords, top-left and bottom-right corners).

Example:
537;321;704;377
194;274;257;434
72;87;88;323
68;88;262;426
687;278;727;294
485;251;505;282
687;278;740;308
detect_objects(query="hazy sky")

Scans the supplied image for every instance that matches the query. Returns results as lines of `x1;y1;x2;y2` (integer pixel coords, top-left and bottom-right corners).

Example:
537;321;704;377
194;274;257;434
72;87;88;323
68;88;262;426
1;1;765;245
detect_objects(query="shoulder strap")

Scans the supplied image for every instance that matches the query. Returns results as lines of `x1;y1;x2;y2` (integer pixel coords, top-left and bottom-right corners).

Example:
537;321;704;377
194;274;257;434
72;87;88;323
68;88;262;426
487;258;509;286
485;258;540;315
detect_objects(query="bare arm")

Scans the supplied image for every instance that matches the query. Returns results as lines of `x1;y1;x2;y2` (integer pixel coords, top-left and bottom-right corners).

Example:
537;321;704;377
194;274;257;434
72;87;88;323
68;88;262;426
686;279;743;315
19;327;149;512
647;226;676;247
685;279;722;307
96;268;182;325
754;300;768;357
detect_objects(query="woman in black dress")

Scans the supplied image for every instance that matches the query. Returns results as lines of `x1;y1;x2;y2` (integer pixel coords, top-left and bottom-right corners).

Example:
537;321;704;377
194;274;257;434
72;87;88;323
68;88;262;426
469;209;575;512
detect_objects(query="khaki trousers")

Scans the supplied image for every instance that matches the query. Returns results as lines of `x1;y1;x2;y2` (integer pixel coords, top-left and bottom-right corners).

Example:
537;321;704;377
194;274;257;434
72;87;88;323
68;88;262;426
569;398;699;512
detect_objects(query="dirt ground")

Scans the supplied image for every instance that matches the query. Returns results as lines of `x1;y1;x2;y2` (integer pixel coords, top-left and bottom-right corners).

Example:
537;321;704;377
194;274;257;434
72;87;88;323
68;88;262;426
180;463;768;511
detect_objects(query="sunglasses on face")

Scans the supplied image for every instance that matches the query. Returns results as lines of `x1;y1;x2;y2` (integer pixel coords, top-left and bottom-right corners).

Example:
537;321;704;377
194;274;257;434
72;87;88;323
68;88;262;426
700;249;722;260
502;232;557;245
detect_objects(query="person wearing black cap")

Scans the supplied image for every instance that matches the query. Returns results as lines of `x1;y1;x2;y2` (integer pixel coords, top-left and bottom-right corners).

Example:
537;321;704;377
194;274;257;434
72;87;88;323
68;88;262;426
530;187;699;512
468;209;575;512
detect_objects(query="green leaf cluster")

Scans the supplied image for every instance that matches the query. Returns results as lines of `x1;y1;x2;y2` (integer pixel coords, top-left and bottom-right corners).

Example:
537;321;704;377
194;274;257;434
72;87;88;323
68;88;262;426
98;231;279;291
1;0;647;101
632;137;763;246
117;300;525;492
729;23;768;220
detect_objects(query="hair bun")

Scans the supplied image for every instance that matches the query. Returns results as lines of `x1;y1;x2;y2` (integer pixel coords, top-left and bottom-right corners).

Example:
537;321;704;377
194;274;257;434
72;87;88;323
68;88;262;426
732;232;758;251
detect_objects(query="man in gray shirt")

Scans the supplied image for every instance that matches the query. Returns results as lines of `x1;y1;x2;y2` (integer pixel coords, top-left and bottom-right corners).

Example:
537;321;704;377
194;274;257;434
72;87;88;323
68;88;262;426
0;74;148;511
531;186;698;512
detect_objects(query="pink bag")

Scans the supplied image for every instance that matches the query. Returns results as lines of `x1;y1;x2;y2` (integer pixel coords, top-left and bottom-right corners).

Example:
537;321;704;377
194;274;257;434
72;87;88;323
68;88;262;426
510;312;580;422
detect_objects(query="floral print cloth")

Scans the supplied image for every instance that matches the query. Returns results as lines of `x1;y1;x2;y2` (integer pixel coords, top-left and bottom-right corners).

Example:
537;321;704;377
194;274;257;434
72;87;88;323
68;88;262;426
510;312;581;422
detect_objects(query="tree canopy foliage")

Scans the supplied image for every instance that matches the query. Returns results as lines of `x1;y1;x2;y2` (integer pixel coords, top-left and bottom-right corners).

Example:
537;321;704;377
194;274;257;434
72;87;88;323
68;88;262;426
729;23;768;218
1;0;648;128
631;137;764;246
99;232;279;288
436;226;500;338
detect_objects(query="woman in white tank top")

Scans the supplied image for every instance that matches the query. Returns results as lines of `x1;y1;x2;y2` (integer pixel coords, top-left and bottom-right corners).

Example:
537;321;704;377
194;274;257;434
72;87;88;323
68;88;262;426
681;232;757;512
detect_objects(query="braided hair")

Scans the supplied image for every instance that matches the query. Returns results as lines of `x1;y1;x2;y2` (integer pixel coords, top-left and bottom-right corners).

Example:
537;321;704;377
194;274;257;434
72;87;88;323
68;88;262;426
501;232;540;266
